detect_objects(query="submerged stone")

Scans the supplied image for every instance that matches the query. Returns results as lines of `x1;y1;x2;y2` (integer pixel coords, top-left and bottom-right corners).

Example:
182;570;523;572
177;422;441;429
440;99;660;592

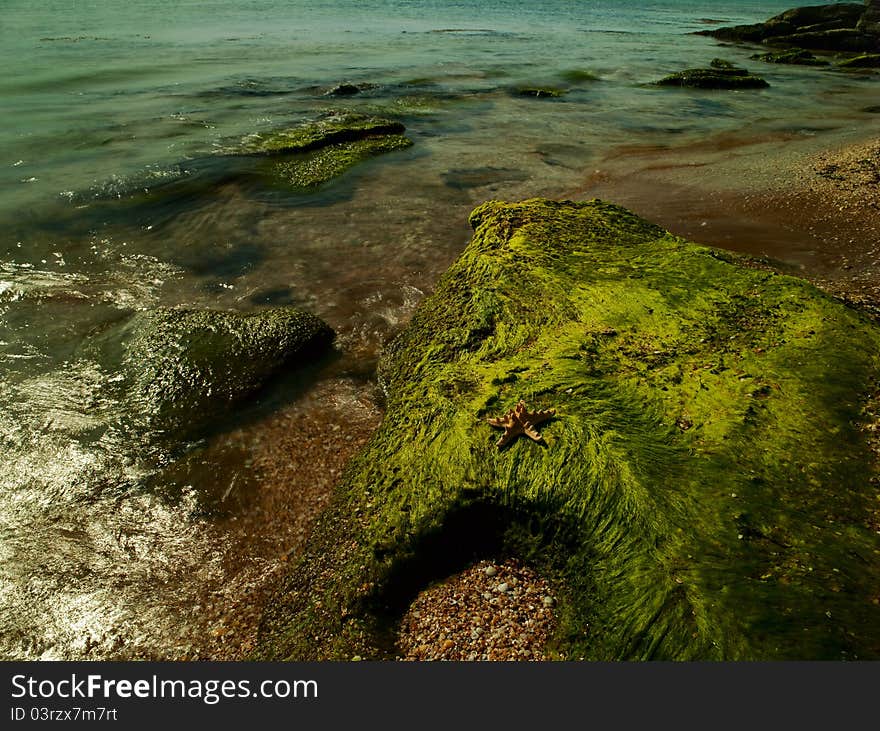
325;83;362;96
560;69;600;84
512;86;568;98
751;49;830;65
238;112;406;156
267;134;413;189
235;113;413;190
89;307;333;432
839;52;880;66
654;65;769;89
256;199;880;661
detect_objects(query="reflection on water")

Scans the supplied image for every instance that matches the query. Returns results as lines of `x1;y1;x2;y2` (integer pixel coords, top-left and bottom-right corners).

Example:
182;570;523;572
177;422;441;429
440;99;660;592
1;0;879;659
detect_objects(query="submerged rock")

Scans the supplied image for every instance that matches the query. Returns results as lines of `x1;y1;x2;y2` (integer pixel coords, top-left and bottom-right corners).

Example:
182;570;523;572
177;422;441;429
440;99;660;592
325;83;362;96
750;49;830;65
560;69;600;84
698;2;879;53
839;52;880;66
512;86;568;98
256;199;880;661
89;307;333;432
654;64;769;89
235;112;413;190
239;113;405;156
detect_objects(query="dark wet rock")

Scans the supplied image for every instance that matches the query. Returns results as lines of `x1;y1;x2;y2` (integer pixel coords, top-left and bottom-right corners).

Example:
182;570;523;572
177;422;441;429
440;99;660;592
859;0;880;34
255;199;880;661
88;307;333;431
233;113;413;190
839;52;880;66
710;58;737;69
325;83;362;96
773;28;877;52
512;86;568;98
697;3;879;53
750;49;830;65
654;64;769;89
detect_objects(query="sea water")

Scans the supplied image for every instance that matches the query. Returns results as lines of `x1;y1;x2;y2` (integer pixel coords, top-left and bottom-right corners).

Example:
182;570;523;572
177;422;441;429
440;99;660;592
1;0;877;659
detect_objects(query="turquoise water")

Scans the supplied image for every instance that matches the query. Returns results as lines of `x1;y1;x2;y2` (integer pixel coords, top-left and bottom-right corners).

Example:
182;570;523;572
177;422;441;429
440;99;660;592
1;1;878;659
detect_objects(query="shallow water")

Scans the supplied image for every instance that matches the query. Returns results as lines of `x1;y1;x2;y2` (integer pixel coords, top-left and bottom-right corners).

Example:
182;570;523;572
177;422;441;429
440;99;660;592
1;0;879;659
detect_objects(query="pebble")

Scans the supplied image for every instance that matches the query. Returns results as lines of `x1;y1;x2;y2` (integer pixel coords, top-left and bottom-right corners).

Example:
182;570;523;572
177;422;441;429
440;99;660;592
397;558;557;662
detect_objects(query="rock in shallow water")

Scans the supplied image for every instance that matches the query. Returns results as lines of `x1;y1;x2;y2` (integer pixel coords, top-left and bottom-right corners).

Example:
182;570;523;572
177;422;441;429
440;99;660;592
255;199;880;661
654;64;769;89
750;49;829;65
234;112;413;190
698;3;879;53
86;306;333;433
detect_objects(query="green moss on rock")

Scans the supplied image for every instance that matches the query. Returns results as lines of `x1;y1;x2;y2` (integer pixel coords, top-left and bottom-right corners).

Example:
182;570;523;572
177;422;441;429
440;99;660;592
235;113;413;189
839;52;880;67
268;134;413;189
654;66;769;89
710;58;737;69
255;199;880;661
239;113;405;156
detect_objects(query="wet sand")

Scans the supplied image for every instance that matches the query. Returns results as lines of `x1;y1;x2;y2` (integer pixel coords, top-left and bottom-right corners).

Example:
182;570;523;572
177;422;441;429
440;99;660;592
174;375;382;661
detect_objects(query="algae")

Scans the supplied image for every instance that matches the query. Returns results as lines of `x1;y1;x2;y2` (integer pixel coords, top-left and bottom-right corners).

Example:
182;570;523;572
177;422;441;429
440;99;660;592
239;113;405;156
267;134;413;190
839;52;880;67
233;112;413;190
654;66;769;89
256;199;880;661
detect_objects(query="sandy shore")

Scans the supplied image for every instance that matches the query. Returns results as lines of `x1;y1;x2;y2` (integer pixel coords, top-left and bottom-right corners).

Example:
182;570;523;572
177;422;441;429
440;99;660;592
198;127;880;662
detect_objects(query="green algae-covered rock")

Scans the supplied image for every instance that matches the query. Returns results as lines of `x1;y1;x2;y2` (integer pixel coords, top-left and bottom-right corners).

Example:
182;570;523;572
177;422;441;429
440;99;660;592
654;66;769;89
91;307;333;431
236;113;412;190
839;52;880;66
268;134;413;189
239;113;405;156
751;49;830;65
256;199;880;661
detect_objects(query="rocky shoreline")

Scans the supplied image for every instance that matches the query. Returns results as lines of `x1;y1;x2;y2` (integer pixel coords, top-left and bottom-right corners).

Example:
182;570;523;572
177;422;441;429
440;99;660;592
697;1;880;53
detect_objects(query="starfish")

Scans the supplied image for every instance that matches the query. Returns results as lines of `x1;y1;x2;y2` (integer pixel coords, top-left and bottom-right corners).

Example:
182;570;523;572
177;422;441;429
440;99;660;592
487;400;556;448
